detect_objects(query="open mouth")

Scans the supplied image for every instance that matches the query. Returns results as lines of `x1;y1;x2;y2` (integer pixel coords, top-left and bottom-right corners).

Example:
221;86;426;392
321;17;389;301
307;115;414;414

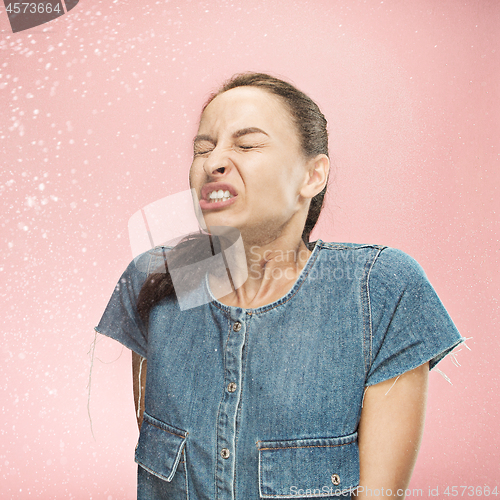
207;189;234;203
199;183;238;210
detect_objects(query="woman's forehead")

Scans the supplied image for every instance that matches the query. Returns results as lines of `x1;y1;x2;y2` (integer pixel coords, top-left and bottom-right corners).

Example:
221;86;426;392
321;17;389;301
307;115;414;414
199;86;292;131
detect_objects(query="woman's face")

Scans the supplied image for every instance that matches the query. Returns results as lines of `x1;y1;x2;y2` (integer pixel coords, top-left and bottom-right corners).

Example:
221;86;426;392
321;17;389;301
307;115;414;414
189;86;312;242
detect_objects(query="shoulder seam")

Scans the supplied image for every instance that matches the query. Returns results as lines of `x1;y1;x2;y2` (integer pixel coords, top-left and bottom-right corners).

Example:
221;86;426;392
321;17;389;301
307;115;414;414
364;247;385;376
320;242;386;251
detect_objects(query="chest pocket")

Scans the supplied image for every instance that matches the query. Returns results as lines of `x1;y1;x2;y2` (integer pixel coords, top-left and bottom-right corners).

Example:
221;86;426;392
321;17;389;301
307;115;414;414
135;412;188;494
257;432;359;498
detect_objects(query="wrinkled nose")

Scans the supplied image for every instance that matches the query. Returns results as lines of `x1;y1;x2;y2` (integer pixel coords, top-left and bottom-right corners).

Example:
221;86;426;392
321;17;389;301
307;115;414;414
203;148;232;178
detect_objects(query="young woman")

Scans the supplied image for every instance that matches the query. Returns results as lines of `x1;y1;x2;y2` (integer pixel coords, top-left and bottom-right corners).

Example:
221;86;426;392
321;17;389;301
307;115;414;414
96;73;464;500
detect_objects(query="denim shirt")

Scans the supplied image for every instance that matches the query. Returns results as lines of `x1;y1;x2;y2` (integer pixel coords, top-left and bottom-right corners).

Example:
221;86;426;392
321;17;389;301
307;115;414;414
95;240;465;500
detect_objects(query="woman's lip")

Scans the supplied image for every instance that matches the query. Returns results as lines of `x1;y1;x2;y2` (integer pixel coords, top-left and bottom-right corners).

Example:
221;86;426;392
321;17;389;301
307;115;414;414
199;196;237;211
201;182;238;201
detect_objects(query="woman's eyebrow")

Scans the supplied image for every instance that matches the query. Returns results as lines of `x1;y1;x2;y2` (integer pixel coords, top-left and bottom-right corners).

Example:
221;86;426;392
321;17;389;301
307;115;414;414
233;127;269;139
193;134;215;144
193;128;269;144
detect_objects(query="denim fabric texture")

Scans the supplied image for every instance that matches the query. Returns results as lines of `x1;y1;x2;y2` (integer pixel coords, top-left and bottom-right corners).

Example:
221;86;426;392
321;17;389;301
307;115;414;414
95;240;465;500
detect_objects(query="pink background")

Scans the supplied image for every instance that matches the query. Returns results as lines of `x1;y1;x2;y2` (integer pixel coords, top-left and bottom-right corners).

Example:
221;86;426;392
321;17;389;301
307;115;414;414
1;0;498;498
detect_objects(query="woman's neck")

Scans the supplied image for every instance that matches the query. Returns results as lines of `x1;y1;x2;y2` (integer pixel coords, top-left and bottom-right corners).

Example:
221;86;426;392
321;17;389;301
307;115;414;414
212;232;312;309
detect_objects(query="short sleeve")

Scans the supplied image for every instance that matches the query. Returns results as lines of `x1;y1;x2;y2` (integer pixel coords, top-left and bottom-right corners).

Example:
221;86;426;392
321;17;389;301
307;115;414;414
365;247;465;387
94;251;156;358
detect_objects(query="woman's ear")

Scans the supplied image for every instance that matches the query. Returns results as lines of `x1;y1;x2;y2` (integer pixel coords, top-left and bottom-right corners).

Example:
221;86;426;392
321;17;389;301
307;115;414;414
300;154;330;199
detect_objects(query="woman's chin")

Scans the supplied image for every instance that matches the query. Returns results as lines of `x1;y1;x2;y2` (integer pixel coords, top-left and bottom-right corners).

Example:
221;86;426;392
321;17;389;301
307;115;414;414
203;214;240;233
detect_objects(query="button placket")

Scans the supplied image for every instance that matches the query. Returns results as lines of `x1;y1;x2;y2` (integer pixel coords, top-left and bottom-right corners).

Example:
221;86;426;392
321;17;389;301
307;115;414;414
215;312;247;500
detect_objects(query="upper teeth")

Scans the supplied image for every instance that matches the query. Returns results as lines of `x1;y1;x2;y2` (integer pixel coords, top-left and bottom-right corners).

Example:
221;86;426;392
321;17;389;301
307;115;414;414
208;190;233;202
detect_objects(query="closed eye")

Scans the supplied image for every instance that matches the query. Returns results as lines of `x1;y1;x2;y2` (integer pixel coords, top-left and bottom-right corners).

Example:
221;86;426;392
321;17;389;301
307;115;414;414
193;144;215;156
237;142;266;151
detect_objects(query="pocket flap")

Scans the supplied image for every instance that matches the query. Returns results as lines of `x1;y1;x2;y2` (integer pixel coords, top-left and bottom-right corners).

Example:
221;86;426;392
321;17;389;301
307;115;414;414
135;413;187;482
258;432;359;498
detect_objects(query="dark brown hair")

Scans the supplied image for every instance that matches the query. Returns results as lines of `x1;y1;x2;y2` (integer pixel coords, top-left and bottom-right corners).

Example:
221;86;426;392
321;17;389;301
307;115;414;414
137;73;329;322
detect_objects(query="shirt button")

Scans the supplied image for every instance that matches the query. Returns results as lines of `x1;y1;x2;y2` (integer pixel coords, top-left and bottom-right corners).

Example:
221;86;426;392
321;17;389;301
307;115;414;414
233;322;242;332
331;474;340;486
221;448;230;459
227;382;237;393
